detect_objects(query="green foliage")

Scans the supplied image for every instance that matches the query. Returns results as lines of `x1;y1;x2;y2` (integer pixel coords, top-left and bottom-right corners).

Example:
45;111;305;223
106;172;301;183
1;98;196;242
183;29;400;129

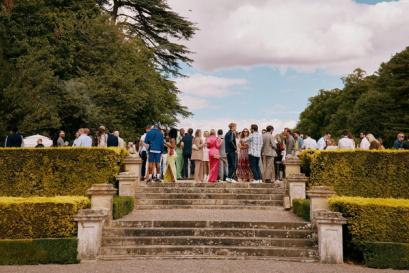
0;238;78;265
0;0;191;140
297;47;409;146
0;148;125;196
353;241;409;269
329;196;409;243
0;196;90;239
292;199;310;221
299;150;409;198
102;0;197;76
113;196;134;220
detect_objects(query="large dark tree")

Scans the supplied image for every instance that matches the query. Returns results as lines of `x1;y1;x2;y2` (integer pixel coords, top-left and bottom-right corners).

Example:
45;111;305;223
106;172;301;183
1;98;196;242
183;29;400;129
98;0;197;76
0;0;190;140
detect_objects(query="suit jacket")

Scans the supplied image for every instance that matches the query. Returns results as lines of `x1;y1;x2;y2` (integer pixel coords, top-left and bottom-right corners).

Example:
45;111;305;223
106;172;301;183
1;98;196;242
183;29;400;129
261;133;277;157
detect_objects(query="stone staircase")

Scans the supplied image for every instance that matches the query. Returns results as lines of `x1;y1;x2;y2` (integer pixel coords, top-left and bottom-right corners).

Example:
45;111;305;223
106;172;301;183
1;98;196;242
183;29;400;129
134;182;285;209
98;182;318;261
99;219;317;261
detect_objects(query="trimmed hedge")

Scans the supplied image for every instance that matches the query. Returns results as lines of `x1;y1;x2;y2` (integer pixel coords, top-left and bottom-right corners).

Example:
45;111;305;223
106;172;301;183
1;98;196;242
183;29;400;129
329;196;409;243
292;199;310;221
0;196;90;239
299;150;409;198
353;241;409;269
0;148;127;196
113;196;134;220
0;238;78;265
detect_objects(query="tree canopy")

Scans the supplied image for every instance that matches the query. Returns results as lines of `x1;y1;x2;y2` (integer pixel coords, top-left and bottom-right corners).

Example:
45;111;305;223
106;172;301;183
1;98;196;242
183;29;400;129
297;47;409;146
0;0;191;140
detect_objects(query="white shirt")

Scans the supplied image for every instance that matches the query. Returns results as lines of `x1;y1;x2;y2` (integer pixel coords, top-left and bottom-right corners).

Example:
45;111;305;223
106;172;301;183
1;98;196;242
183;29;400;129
338;137;355;150
317;137;326;150
302;137;318;150
118;137;125;149
78;134;93;147
247;132;263;157
360;137;370;150
140;133;147;152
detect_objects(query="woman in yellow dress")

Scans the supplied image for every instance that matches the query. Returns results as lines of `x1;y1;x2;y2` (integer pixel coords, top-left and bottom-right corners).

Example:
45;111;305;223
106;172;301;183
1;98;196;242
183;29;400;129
164;128;178;182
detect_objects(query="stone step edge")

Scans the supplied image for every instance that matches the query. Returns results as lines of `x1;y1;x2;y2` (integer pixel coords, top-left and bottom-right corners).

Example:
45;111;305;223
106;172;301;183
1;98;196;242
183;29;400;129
103;227;314;233
102;236;316;243
134;205;284;209
97;255;318;262
100;245;318;251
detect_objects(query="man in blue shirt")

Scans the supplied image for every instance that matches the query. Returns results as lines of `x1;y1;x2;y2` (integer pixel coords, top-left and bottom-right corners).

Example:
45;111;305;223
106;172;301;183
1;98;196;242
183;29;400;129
144;124;164;182
393;133;404;149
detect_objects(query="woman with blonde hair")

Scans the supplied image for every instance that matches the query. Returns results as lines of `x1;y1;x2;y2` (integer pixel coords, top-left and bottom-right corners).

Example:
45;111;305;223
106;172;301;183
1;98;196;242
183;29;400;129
207;129;221;183
191;129;205;182
366;133;381;150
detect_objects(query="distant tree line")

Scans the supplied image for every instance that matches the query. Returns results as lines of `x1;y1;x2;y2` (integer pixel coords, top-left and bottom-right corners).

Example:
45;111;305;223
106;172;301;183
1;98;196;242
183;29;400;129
0;0;196;140
297;47;409;146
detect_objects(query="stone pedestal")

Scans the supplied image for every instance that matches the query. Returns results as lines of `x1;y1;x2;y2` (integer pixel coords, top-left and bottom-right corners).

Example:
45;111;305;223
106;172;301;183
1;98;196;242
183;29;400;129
306;186;336;221
315;210;347;264
284;157;301;177
116;172;138;196
286;174;308;207
124;155;142;181
74;209;107;260
86;184;117;226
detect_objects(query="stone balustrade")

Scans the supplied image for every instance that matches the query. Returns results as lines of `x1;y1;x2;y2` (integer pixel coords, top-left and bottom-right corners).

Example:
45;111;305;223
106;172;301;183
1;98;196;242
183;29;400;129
74;209;107;260
287;173;308;207
314;210;347;264
86;184;117;226
116;172;138;196
283;156;302;177
123;155;142;181
306;186;336;222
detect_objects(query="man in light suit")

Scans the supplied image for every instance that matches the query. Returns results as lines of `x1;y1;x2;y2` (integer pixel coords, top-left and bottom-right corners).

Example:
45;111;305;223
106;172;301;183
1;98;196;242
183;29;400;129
261;125;277;183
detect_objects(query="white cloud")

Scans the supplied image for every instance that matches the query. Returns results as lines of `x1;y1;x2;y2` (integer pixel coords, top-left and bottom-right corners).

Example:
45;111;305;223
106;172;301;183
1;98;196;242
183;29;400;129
169;0;409;74
176;74;247;110
178;117;297;133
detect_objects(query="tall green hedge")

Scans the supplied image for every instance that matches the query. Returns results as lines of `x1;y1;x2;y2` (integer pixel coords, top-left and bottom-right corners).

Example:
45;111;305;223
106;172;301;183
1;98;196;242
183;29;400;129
0;196;90;239
329;196;409;243
0;238;78;265
113;196;135;220
354;241;409;269
292;199;310;221
0;148;126;196
299;150;409;198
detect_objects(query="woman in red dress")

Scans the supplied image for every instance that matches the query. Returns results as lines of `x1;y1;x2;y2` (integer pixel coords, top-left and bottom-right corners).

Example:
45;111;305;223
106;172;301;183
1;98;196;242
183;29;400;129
237;129;253;182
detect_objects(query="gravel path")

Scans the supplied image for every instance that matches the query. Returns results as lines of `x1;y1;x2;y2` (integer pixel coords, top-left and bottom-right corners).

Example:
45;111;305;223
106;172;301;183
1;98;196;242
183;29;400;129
121;209;305;222
1;259;407;273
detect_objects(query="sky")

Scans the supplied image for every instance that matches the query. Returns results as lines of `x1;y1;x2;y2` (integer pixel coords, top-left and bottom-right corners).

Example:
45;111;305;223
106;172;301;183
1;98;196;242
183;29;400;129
168;0;409;133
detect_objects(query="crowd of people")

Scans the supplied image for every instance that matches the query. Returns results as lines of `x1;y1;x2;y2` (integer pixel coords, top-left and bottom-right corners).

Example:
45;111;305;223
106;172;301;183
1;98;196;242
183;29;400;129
4;123;409;184
138;124;409;184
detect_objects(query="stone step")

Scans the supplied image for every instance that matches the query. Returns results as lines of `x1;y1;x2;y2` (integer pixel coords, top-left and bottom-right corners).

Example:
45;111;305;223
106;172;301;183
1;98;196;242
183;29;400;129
98;245;318;258
136;199;283;206
112;220;311;230
102;236;316;248
135;187;284;194
103;228;313;239
138;182;282;189
134;205;283;210
135;193;284;200
97;254;318;262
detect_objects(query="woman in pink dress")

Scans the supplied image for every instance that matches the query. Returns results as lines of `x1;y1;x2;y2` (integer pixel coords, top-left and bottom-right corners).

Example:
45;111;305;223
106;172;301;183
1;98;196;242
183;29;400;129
237;129;253;182
207;129;221;183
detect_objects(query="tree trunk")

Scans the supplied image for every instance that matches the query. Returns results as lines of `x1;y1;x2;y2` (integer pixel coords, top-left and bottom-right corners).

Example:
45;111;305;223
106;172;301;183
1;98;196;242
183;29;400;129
112;0;120;21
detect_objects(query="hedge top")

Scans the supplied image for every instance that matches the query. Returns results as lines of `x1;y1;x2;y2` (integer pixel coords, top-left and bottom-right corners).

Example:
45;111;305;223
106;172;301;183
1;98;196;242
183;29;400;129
299;149;409;198
0;148;127;197
0;196;90;205
329;196;409;209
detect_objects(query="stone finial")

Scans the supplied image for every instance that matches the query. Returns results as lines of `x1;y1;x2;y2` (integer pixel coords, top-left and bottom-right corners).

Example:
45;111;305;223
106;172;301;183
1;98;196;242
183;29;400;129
116;172;138;196
306;186;336;221
86;184;117;226
284;157;302;177
74;209;107;260
286;173;308;206
123;155;142;180
314;209;347;264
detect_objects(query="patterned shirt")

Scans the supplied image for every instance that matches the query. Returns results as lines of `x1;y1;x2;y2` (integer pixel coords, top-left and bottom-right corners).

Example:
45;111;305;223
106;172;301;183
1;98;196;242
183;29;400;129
248;132;263;157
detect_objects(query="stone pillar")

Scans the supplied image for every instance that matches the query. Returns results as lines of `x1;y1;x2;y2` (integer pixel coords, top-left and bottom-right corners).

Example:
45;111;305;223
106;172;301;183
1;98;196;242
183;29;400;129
124;155;142;182
306;186;336;222
74;209;107;260
116;172;138;196
315;210;347;264
286;174;308;207
284;157;301;177
86;184;117;226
